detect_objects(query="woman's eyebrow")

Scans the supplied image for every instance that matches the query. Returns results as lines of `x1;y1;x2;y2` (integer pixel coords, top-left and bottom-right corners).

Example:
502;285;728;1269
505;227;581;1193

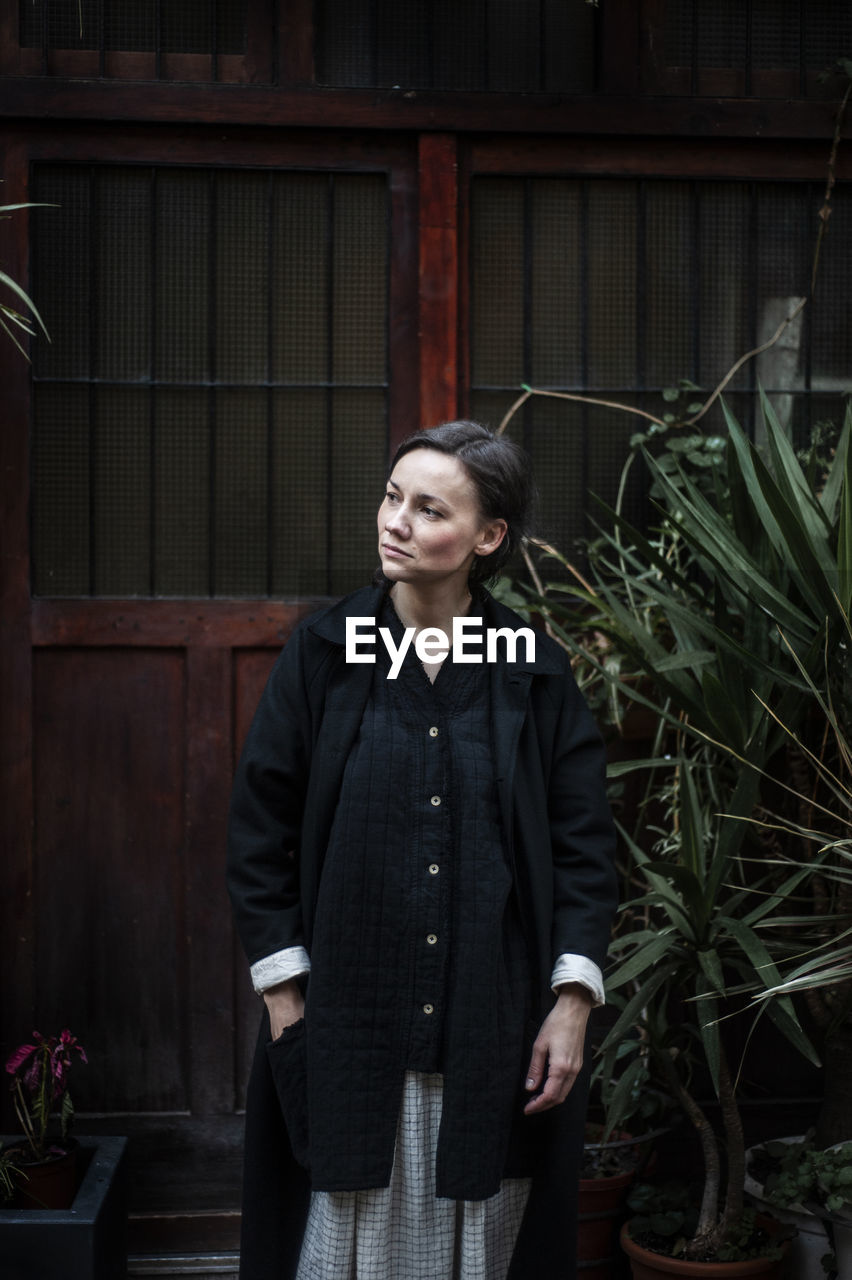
388;477;450;507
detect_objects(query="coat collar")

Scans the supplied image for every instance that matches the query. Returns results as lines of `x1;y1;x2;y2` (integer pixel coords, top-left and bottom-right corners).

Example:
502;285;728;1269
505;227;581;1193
307;582;563;677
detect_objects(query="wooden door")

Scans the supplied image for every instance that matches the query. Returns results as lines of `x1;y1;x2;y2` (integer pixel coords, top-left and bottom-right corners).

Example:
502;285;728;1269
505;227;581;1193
0;124;420;1251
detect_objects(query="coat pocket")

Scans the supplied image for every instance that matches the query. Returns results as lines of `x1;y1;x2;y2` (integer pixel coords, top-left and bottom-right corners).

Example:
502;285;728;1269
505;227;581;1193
265;1018;310;1169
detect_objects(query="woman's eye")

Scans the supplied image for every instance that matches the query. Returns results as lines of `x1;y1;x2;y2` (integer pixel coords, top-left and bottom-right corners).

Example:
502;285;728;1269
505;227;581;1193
385;491;398;503
423;507;441;518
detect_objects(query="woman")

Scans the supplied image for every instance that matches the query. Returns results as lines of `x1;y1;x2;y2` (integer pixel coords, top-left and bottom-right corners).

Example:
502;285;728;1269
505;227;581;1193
227;421;618;1280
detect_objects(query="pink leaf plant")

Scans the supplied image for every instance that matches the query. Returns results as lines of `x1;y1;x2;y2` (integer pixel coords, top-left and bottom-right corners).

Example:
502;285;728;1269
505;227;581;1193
5;1030;88;1163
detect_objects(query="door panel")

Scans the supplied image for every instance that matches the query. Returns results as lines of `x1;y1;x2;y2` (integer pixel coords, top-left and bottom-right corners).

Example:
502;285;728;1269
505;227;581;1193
1;128;418;1248
34;648;187;1111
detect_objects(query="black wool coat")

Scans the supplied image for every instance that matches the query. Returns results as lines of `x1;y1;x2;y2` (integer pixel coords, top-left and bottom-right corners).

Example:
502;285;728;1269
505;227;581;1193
227;584;618;1280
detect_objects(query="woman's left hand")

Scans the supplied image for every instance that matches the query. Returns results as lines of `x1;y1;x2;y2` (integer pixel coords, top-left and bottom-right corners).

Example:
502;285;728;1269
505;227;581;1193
523;983;593;1115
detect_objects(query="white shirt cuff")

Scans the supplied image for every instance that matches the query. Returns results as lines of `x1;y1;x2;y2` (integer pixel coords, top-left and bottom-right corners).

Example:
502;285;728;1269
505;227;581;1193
250;946;311;994
550;953;605;1006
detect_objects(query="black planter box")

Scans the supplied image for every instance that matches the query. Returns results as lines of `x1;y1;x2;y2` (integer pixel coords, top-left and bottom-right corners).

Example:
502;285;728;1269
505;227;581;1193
0;1135;127;1280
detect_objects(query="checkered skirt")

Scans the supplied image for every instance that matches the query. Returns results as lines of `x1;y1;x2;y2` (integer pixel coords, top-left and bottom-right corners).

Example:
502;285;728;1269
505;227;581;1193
295;1072;531;1279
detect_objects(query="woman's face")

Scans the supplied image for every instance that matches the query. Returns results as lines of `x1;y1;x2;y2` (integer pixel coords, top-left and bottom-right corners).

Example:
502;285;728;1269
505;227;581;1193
377;449;506;590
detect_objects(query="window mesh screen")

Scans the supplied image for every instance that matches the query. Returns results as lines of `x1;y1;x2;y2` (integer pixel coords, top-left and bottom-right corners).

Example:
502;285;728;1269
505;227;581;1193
20;0;246;54
659;0;850;95
470;176;852;562
31;165;389;598
315;0;596;91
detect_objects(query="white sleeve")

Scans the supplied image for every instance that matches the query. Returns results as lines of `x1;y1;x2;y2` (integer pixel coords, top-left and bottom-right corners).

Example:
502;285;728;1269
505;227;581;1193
550;953;605;1006
250;945;311;994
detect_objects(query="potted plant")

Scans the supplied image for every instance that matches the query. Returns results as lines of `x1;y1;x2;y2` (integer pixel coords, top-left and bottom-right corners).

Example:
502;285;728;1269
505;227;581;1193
4;1029;88;1209
741;1136;834;1274
600;751;805;1277
2;1030;129;1280
511;394;850;1274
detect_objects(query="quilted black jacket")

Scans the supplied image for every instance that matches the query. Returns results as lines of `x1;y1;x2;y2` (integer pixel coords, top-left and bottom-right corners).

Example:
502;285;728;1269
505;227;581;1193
227;583;617;1280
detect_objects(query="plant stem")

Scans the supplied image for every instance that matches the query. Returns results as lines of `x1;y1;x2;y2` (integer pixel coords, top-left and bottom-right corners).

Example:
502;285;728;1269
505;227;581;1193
717;1048;745;1244
656;1049;721;1247
12;1079;39;1160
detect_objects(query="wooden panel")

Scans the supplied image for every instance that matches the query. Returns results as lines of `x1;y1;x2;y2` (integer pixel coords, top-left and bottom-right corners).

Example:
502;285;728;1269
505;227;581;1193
31;599;327;648
469;136;848;183
233;649;279;761
79;1112;246;1218
186;648;234;1115
13;122;415;172
32;649;187;1112
0;79;843;139
418;133;458;426
232;648;282;1107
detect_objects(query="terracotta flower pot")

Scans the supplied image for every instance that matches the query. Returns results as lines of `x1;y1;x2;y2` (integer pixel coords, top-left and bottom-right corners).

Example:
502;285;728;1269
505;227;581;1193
619;1221;786;1280
579;1127;660;1279
11;1145;78;1210
579;1168;637;1279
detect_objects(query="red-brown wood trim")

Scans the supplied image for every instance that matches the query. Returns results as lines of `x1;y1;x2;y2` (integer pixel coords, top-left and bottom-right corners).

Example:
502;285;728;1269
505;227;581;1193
0;137;35;1060
418;134;458;428
469;136;850;183
0;79;844;140
30;599;331;648
279;0;314;87
13;122;413;171
185;647;235;1114
599;0;640;96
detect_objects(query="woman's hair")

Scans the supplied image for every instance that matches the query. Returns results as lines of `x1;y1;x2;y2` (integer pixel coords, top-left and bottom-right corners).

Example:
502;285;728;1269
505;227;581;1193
389;420;535;587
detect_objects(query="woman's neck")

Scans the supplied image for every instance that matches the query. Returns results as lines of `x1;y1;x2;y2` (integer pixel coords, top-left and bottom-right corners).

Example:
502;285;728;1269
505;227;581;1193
388;580;474;636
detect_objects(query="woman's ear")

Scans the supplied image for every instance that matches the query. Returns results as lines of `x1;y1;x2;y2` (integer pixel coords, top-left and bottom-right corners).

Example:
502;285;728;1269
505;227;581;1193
474;519;508;557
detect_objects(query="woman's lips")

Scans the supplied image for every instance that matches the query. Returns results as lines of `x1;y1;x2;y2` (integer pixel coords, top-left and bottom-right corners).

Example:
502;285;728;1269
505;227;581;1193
382;543;412;558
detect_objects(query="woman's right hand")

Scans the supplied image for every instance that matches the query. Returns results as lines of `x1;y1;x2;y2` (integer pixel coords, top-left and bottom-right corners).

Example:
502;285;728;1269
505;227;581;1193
263;978;305;1040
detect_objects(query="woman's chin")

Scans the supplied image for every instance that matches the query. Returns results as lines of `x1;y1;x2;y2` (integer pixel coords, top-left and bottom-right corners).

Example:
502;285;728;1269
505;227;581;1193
379;558;412;581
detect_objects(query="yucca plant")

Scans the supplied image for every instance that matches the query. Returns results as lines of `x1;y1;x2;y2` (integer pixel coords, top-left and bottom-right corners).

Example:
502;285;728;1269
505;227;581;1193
705;619;852;1148
599;750;825;1259
522;394;851;1260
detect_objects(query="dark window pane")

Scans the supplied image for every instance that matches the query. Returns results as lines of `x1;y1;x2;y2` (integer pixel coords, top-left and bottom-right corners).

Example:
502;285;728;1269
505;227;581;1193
20;0;246;54
315;0;596;91
470;174;852;560
659;0;850;96
30;164;389;599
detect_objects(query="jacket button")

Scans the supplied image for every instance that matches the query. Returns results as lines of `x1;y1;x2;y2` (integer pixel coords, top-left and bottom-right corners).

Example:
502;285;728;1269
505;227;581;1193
429;726;439;737
430;795;441;806
428;863;439;875
423;1003;434;1015
427;934;437;945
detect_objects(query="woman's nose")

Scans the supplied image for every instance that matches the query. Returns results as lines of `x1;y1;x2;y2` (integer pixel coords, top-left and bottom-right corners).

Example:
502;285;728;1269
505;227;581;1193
385;504;410;537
